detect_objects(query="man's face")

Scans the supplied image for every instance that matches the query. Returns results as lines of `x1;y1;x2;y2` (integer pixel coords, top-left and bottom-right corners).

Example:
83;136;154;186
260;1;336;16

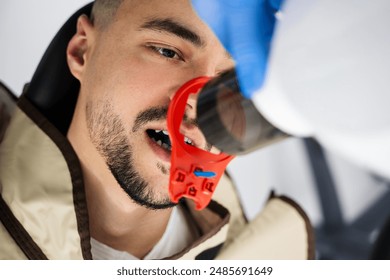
77;0;234;209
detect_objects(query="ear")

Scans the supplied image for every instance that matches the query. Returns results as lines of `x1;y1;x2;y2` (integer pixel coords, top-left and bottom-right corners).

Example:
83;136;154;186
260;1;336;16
66;15;95;81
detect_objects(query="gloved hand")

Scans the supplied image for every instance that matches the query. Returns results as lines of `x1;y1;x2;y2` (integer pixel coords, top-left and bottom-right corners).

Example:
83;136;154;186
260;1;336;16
192;0;284;98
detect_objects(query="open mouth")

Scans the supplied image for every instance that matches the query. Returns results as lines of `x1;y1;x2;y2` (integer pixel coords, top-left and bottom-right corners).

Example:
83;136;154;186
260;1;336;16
146;129;193;152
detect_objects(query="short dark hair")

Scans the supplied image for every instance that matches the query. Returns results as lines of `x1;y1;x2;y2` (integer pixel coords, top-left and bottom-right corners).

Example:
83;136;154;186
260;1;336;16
90;0;125;29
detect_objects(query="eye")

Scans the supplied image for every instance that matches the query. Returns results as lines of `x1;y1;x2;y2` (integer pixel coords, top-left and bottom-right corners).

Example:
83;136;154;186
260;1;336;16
149;45;183;61
157;48;177;58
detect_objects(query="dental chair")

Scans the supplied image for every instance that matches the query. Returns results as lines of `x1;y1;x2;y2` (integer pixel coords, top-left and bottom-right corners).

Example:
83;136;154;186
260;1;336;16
304;138;390;259
23;3;93;135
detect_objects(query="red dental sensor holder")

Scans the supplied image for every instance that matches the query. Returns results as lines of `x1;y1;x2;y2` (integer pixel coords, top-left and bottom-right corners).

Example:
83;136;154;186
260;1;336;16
167;76;235;210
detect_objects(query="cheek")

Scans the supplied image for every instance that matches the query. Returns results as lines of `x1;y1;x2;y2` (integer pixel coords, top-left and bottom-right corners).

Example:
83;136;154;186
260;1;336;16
108;64;180;119
85;49;192;125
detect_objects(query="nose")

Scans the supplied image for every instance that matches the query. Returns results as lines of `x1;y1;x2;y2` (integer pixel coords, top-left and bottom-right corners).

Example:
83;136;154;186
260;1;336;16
167;87;200;123
168;62;219;106
167;87;197;117
192;62;221;80
168;69;215;97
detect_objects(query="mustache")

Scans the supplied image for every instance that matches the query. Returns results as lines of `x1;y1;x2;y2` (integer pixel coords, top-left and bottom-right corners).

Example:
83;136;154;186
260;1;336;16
132;107;168;133
132;106;198;133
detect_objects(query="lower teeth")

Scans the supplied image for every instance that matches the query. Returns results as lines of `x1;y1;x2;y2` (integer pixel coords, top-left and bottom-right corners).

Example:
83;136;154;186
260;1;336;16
162;143;170;150
154;139;171;151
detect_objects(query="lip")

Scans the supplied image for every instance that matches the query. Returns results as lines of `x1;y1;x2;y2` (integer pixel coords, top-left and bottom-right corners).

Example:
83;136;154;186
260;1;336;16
144;122;209;163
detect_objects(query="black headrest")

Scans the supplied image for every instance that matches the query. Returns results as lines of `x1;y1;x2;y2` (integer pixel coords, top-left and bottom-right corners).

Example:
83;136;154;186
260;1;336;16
24;2;93;134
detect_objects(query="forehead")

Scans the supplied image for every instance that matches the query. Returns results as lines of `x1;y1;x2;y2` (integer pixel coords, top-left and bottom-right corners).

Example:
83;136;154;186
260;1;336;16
115;0;200;24
111;0;221;48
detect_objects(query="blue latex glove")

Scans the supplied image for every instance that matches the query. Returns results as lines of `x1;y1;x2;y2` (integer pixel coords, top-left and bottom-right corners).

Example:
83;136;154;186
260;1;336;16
192;0;284;98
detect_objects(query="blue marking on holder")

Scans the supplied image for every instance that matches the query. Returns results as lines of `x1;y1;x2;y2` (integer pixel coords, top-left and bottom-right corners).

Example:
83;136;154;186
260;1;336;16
194;171;216;178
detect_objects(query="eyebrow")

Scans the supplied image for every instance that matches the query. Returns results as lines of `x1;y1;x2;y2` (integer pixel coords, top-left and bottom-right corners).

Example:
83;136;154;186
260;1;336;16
139;18;205;48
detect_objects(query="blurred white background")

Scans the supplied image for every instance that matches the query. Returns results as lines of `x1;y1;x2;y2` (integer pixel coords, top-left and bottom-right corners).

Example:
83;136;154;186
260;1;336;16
1;0;389;259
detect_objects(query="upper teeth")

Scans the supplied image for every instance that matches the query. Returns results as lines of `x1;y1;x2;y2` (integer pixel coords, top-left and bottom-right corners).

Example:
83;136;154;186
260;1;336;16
155;129;192;145
184;137;192;144
155;129;169;135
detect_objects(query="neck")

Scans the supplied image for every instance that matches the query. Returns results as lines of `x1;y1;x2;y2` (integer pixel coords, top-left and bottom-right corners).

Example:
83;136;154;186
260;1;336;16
84;161;173;259
93;188;174;258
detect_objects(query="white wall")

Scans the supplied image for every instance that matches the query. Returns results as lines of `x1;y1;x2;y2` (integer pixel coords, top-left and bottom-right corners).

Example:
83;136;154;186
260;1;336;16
0;0;91;95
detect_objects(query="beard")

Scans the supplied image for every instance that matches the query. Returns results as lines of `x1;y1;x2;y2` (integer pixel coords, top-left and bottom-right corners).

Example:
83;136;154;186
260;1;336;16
85;100;176;210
